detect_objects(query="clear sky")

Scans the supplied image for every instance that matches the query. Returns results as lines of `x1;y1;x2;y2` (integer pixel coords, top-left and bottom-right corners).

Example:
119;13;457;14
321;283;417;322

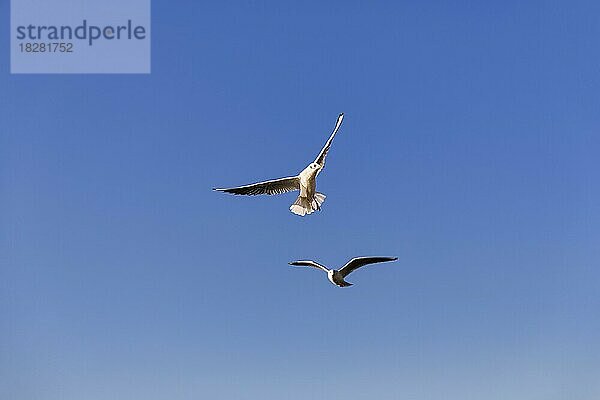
2;1;600;399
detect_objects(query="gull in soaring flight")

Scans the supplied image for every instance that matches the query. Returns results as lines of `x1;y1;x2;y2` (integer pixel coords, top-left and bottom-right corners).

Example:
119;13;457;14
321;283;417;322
289;256;398;287
213;113;344;216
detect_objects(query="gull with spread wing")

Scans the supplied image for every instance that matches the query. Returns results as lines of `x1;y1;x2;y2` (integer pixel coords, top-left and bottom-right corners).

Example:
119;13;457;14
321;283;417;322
213;113;344;216
289;256;398;287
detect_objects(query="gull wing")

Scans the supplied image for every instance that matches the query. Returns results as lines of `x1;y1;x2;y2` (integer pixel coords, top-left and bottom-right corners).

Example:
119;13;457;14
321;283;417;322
214;176;299;196
289;260;330;273
313;113;344;169
338;257;398;278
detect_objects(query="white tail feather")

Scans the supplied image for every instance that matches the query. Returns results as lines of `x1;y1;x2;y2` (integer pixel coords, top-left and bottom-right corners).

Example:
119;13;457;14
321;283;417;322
289;193;326;216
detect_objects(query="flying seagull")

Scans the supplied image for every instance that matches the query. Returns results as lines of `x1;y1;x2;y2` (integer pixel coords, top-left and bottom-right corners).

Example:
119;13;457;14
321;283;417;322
213;113;344;216
289;256;398;287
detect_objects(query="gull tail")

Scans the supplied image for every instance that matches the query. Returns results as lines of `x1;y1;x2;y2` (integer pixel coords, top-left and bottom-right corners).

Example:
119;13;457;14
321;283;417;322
290;193;326;216
290;196;312;216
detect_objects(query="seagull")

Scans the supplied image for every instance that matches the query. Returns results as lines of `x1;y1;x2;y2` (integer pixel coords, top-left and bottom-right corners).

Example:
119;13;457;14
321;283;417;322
289;256;398;287
213;113;344;216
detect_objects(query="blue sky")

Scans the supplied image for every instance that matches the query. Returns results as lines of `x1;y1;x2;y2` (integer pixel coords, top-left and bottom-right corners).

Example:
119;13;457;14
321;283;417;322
1;1;600;399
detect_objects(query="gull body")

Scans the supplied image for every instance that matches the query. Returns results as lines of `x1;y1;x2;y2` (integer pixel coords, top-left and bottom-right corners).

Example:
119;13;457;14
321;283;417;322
213;113;344;216
289;257;398;287
327;269;351;287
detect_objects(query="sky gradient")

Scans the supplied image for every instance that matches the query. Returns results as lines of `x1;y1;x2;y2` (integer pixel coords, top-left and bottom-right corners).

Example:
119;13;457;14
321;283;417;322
2;1;600;399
